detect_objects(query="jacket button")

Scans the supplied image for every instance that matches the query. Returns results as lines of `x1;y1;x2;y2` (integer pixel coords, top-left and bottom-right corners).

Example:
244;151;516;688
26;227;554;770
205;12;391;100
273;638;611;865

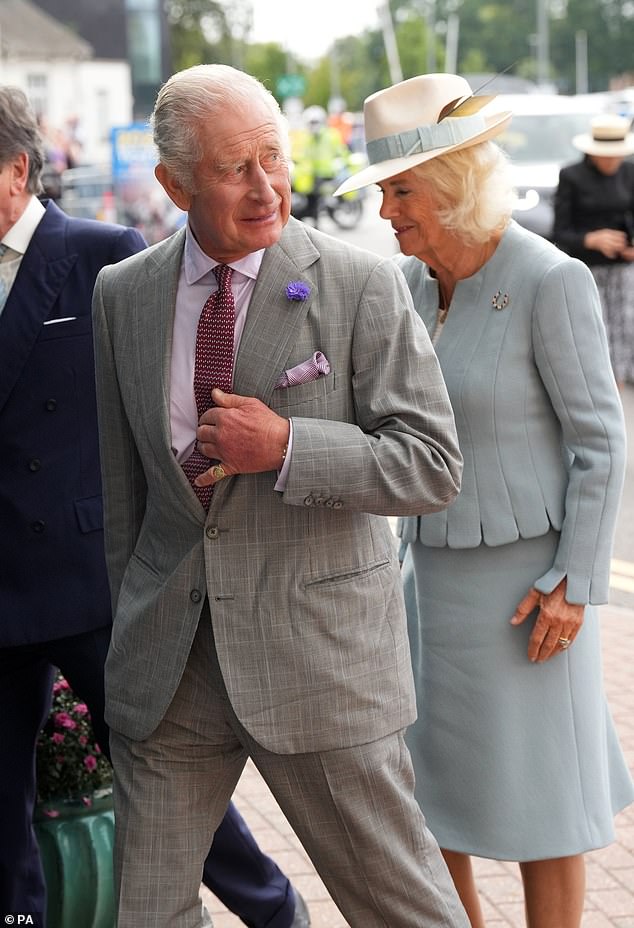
325;498;334;507
205;526;219;540
333;501;343;510
315;496;325;506
45;399;57;411
31;520;46;533
303;495;314;506
28;458;42;472
190;589;202;603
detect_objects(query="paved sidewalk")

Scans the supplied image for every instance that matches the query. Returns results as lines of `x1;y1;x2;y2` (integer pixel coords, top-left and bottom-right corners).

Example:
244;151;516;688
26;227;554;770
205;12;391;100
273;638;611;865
202;602;634;927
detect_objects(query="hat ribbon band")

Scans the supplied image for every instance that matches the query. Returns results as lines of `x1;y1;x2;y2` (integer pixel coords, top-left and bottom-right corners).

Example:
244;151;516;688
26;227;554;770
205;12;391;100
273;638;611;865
591;134;627;143
366;114;488;166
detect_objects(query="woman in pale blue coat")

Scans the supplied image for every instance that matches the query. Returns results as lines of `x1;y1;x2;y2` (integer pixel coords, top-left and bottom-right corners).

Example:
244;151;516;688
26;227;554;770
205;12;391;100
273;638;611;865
336;73;633;928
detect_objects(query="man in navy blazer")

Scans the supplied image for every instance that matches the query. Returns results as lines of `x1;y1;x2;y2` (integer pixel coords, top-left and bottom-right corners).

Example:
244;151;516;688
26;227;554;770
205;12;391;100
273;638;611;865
0;86;310;928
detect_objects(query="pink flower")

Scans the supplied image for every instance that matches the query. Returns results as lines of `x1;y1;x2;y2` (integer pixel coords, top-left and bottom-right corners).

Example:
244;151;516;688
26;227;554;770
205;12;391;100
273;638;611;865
52;733;65;745
73;703;89;716
81;795;93;808
79;735;88;746
53;679;70;693
84;755;97;772
53;712;77;730
43;809;60;818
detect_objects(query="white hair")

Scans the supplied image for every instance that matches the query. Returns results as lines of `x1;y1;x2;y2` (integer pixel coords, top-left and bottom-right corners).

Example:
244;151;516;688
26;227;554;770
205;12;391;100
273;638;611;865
151;64;288;194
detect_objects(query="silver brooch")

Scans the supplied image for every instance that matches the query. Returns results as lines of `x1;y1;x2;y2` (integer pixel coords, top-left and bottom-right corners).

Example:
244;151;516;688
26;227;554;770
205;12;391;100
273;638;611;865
492;290;509;311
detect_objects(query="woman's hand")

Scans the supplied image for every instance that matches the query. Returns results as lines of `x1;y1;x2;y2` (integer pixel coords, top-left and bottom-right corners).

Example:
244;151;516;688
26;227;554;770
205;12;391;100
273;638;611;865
584;228;628;259
510;578;585;662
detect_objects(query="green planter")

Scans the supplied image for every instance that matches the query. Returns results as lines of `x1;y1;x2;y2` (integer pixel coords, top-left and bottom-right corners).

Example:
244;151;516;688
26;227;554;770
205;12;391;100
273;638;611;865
34;791;115;928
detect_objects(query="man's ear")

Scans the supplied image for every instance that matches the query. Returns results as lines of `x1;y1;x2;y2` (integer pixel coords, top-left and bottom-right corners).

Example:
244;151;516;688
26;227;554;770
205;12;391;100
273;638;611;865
10;152;30;195
155;163;192;212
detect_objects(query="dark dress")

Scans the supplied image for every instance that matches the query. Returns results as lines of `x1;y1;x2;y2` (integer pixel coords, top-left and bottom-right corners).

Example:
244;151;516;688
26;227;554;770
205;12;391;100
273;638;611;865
554;156;634;383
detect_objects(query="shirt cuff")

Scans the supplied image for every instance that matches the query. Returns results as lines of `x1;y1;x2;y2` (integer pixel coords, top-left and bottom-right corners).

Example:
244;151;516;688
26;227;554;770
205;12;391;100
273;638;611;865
274;420;293;491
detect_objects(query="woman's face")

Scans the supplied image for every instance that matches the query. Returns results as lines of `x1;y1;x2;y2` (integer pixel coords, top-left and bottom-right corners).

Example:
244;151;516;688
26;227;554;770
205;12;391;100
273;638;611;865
377;168;449;265
589;154;625;176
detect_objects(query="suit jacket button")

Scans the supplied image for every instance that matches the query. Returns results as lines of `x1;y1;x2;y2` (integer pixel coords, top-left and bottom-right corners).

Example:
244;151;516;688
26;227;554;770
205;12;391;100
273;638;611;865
45;399;57;411
303;495;314;506
31;520;46;533
315;496;325;506
333;501;343;510
28;458;42;472
325;498;334;507
190;589;202;603
205;526;219;540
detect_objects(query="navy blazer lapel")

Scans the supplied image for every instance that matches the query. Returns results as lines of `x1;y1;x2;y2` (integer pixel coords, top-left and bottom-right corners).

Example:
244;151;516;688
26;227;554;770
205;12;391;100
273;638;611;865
233;218;320;402
0;203;76;413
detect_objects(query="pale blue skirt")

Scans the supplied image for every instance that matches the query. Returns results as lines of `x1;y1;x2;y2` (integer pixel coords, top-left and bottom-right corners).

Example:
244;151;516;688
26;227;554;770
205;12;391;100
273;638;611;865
403;530;634;861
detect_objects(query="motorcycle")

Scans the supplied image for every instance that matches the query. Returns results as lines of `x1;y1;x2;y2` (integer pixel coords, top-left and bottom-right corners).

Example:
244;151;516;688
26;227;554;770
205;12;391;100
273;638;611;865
291;156;366;231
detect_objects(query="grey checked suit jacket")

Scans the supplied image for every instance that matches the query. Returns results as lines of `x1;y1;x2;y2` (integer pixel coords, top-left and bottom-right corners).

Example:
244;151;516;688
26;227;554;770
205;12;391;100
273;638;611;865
93;217;462;750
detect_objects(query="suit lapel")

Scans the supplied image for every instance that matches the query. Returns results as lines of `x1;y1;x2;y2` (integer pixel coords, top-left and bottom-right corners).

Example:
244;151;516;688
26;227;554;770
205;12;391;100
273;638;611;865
234;218;320;402
131;230;189;485
0;203;77;413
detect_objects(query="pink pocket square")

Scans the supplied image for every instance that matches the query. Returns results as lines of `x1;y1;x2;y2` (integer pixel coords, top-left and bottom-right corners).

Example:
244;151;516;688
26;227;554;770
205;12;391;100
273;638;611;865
274;351;331;389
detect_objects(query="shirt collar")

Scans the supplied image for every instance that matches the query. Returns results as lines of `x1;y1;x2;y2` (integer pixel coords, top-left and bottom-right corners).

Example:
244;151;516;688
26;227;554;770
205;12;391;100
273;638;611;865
2;195;46;255
183;221;265;285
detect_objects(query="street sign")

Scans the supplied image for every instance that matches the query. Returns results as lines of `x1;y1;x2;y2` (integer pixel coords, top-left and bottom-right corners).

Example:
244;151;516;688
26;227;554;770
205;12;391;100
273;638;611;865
276;74;306;99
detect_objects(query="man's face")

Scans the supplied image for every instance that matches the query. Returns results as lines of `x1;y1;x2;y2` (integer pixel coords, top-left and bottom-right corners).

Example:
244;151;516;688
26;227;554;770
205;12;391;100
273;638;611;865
159;98;291;263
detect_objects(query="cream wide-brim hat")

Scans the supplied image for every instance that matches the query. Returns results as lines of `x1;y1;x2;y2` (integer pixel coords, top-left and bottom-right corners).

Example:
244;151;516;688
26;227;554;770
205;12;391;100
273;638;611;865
334;73;513;196
573;114;634;157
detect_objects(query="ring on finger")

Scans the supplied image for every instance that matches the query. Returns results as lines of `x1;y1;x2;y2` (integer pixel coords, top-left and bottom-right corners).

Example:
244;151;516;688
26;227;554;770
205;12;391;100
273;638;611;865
558;637;571;650
210;463;227;481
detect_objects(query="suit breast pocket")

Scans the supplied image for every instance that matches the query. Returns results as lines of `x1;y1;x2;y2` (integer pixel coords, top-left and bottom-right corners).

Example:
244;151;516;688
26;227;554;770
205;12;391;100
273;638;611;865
37;315;92;341
270;372;336;412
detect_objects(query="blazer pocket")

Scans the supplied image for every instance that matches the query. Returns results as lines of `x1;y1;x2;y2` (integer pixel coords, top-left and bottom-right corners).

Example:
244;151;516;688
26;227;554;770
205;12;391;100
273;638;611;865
303;555;391;590
270;372;336;410
38;315;92;341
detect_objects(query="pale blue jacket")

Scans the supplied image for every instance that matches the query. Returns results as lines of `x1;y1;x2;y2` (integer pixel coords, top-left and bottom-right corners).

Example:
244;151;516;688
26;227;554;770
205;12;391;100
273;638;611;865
396;221;626;605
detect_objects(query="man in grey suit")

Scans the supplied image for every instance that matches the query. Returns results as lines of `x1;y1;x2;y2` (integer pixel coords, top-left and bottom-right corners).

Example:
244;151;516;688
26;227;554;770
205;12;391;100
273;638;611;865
92;64;467;928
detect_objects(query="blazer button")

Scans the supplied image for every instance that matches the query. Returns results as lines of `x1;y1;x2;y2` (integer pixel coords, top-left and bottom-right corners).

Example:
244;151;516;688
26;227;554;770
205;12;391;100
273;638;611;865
333;501;344;510
315;496;325;506
205;526;219;540
303;495;314;506
190;589;202;603
28;458;42;472
31;520;46;533
325;498;334;507
45;399;57;411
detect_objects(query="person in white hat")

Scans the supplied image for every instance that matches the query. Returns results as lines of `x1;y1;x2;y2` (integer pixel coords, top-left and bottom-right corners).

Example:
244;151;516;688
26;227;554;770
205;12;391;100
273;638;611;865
338;74;633;928
554;113;634;388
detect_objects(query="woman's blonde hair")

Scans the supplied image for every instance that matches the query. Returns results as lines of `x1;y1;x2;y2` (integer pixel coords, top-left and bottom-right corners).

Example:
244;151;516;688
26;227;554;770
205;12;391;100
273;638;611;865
413;141;515;245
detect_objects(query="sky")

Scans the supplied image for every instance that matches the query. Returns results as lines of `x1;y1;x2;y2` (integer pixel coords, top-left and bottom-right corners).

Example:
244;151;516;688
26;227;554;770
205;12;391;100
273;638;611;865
250;0;382;61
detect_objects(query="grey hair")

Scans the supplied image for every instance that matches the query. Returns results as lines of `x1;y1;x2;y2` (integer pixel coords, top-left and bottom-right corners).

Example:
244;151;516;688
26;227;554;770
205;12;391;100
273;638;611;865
0;86;44;194
151;64;288;194
413;141;514;245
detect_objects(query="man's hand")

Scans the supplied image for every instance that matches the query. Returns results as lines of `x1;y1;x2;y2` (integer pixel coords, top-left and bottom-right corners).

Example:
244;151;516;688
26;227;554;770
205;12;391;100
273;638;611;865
194;389;290;487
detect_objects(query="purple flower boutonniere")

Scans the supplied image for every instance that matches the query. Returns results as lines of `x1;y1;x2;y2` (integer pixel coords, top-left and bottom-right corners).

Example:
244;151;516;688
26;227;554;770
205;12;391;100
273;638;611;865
286;281;311;302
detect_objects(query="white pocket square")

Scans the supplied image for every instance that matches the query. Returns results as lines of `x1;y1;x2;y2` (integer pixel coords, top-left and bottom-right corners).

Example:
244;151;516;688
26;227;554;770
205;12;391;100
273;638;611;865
274;351;331;389
43;317;77;325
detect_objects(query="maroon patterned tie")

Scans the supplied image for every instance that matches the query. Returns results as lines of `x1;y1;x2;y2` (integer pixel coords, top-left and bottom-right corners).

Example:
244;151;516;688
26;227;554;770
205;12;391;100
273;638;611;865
182;264;235;510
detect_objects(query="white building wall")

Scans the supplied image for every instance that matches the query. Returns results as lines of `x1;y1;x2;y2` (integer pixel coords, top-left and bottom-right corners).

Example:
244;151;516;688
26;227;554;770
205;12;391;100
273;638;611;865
0;58;133;165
